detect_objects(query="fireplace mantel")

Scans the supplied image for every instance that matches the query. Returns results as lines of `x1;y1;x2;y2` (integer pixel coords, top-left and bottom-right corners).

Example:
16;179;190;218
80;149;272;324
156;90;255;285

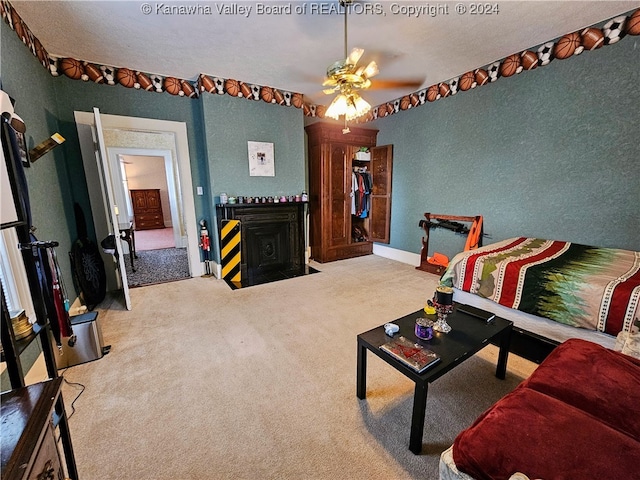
216;202;307;281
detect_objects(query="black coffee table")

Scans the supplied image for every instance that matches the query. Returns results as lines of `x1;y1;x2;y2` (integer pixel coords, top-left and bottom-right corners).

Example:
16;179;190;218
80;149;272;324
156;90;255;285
356;305;513;454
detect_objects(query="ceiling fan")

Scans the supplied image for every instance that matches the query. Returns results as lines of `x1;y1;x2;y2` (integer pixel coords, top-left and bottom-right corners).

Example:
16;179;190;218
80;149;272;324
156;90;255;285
322;0;422;127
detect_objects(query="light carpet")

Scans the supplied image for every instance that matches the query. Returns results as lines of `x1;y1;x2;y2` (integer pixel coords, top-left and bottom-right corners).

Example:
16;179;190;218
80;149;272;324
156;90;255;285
61;255;536;480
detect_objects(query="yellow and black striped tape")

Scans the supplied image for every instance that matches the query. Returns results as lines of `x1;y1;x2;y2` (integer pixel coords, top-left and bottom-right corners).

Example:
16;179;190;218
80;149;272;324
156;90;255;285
220;220;241;282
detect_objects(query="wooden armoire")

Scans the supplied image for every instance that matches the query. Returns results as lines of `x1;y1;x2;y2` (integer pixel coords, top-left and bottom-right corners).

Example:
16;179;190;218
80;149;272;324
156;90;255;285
305;123;393;263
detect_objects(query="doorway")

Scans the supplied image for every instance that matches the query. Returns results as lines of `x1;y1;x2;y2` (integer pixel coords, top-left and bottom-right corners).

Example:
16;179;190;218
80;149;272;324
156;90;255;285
74;112;202;304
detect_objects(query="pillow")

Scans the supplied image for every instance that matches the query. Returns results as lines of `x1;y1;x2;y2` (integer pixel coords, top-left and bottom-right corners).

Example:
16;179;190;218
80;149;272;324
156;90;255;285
615;319;640;360
621;329;640;359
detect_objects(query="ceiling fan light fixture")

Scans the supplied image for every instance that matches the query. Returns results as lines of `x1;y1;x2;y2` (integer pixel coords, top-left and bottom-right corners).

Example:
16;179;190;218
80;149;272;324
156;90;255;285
348;92;371;120
324;91;371;121
324;93;350;120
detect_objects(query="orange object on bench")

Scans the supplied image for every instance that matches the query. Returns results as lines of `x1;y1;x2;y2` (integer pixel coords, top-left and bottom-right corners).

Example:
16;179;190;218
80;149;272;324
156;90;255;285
417;213;483;275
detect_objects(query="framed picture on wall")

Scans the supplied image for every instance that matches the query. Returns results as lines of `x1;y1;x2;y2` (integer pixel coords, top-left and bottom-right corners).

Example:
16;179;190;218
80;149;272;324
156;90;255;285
248;141;275;177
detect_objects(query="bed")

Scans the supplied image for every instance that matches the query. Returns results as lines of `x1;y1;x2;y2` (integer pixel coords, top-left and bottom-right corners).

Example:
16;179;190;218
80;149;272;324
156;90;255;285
440;237;640;353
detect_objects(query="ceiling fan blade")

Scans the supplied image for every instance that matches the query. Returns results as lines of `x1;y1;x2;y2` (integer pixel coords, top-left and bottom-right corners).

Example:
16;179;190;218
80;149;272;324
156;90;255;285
322;77;338;87
369;78;425;90
347;47;364;65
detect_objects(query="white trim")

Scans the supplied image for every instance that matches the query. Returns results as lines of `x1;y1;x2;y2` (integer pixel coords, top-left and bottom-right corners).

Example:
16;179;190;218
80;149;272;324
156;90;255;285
73;111;202;277
372;244;421;267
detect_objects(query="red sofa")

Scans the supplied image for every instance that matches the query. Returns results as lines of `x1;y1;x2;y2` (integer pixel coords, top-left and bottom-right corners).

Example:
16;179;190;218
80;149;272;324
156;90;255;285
451;338;640;480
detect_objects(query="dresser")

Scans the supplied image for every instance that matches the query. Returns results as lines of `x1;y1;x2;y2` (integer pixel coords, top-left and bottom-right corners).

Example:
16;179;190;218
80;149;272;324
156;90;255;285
1;378;78;480
130;188;164;230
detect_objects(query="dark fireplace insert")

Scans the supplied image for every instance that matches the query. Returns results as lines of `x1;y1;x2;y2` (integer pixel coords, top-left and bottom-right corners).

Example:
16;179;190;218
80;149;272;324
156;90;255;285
216;202;313;287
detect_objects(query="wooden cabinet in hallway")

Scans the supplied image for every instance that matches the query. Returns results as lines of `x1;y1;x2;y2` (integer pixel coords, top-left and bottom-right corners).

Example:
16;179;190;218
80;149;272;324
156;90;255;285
130;188;164;230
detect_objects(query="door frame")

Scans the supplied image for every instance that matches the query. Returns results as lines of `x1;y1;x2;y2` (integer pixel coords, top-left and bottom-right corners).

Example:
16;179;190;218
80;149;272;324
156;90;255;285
74;111;202;280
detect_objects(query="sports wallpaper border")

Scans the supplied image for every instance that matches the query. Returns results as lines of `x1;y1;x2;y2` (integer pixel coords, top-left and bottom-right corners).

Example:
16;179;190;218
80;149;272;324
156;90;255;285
1;0;638;123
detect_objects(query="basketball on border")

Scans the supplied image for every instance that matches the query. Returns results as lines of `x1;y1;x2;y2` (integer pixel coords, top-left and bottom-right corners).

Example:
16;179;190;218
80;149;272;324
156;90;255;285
60;57;84;80
164;77;181;95
291;93;304;108
426;85;440;102
260;86;274;103
554;32;581;59
499;54;521;77
225;79;240;96
626;9;640;35
116;68;136;88
459;71;476;91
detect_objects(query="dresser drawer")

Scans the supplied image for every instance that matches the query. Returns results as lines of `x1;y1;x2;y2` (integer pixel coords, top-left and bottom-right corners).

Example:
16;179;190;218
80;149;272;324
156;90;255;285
26;424;63;480
135;213;162;223
135;213;164;229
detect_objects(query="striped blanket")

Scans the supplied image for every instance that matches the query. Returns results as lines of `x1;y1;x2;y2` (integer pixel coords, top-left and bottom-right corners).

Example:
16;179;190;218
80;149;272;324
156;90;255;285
440;237;640;337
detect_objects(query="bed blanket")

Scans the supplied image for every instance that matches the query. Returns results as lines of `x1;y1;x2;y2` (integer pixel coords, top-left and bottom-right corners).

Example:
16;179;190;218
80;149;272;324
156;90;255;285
440;237;640;337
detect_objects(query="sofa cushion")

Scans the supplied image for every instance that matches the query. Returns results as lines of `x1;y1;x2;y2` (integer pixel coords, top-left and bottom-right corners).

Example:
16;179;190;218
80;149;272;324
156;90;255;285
521;338;640;440
452;387;640;480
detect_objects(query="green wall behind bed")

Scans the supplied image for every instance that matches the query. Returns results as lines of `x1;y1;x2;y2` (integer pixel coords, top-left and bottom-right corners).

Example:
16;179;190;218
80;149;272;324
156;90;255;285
371;34;639;258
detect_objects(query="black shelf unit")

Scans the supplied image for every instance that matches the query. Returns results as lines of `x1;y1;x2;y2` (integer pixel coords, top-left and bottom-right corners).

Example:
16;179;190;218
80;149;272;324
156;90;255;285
1;112;78;478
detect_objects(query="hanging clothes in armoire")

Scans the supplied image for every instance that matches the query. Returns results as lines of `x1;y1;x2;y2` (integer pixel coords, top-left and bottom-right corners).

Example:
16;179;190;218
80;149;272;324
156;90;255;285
351;168;372;218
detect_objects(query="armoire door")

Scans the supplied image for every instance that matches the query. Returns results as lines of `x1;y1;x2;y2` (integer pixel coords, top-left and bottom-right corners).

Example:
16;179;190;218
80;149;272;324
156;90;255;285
145;189;162;210
131;190;147;210
328;143;350;248
369;145;393;243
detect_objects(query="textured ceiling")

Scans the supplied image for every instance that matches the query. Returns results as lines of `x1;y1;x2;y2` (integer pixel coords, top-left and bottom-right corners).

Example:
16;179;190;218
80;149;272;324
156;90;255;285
10;0;640;106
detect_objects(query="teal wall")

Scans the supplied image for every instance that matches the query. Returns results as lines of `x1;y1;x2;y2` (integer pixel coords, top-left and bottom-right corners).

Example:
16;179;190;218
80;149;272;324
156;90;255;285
202;93;306;200
370;36;640;259
1;20;74;286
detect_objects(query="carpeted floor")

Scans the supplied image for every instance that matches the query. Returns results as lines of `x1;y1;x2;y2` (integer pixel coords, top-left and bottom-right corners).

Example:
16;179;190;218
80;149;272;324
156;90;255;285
61;255;536;480
124;247;190;287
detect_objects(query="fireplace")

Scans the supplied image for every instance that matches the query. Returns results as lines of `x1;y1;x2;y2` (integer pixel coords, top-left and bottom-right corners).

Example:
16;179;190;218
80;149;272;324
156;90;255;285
216;202;307;284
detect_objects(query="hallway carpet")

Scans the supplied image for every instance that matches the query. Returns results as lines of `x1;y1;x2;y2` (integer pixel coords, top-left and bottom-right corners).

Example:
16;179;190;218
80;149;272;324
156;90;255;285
124;247;189;287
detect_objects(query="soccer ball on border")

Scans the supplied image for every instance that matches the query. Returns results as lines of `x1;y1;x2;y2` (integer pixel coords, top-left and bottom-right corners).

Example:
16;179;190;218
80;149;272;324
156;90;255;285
603;16;627;45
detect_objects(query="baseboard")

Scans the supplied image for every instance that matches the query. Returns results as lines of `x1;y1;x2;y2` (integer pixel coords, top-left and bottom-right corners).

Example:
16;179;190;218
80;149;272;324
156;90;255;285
372;244;420;266
200;261;222;279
